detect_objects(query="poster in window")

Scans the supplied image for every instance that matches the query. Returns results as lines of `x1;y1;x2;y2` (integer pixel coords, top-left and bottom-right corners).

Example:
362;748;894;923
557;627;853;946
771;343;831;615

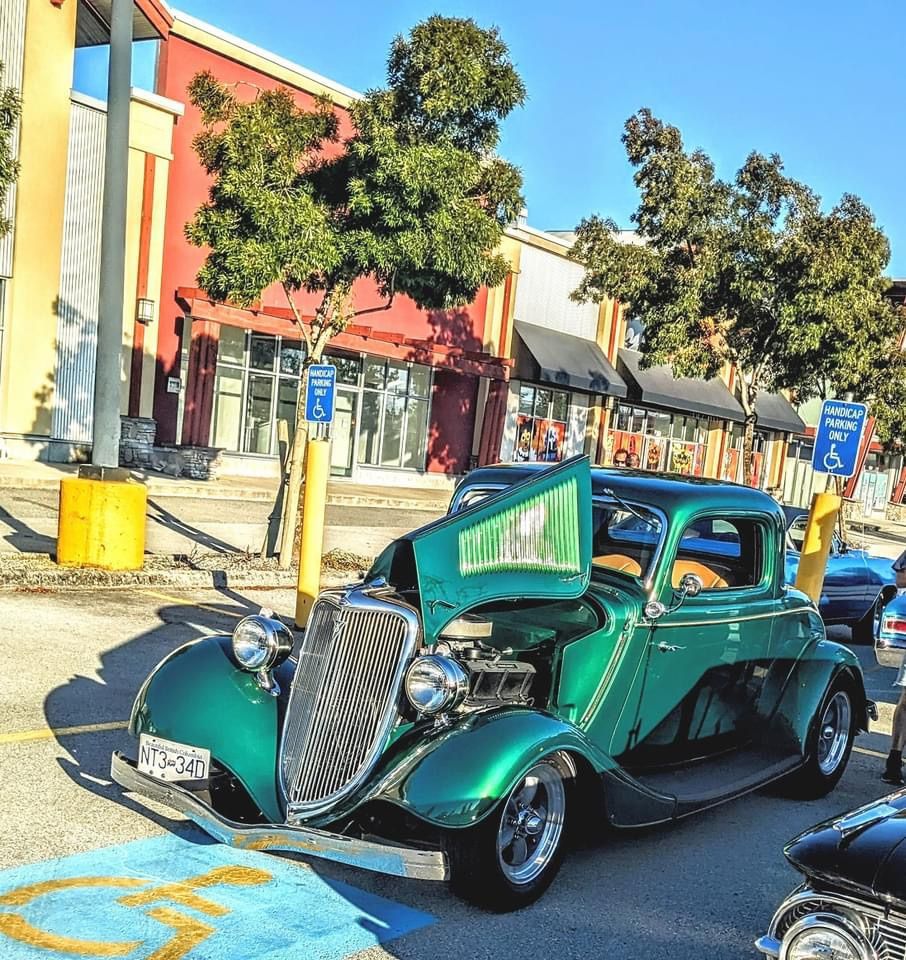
721;447;740;482
534;419;565;462
644;439;664;471
514;415;535;461
670;442;696;475
606;430;644;467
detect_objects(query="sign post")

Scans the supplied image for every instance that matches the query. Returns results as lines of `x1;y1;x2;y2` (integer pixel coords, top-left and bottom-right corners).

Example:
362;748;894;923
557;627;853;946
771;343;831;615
796;399;869;605
296;364;337;627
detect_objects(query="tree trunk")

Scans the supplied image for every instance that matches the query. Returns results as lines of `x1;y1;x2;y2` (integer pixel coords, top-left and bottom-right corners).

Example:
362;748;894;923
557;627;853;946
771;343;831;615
738;378;759;487
742;413;756;486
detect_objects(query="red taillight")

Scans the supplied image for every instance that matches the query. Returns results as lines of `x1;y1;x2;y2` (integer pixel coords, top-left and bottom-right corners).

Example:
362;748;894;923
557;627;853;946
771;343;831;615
883;618;906;635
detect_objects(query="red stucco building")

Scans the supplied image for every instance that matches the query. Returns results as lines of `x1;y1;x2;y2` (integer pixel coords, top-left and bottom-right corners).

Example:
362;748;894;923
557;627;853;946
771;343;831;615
151;13;513;484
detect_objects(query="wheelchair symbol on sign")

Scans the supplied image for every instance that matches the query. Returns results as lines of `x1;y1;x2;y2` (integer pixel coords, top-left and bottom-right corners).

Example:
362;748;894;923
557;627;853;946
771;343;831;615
823;444;844;471
312;398;327;420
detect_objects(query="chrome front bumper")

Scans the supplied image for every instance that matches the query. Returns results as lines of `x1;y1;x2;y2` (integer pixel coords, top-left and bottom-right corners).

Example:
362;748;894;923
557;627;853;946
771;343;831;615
110;752;448;881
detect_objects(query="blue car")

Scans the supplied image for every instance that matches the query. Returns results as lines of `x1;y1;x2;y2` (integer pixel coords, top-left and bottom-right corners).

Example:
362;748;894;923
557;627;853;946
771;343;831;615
783;506;896;642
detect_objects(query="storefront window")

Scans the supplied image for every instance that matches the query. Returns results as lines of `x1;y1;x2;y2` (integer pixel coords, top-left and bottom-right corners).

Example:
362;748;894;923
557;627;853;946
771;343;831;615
249;334;276;371
358;358;432;470
211;330;430;473
606;404;709;475
514;384;569;463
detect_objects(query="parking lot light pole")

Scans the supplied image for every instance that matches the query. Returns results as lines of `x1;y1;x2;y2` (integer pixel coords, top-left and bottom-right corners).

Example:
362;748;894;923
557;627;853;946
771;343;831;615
57;0;147;571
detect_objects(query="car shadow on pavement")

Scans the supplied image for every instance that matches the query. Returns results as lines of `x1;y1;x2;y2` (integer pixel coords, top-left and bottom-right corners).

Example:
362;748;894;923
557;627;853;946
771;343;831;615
43;592;259;830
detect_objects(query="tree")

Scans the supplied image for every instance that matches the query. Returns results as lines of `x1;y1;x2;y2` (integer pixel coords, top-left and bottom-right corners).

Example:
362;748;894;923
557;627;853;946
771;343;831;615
186;15;524;565
0;62;22;239
570;108;900;483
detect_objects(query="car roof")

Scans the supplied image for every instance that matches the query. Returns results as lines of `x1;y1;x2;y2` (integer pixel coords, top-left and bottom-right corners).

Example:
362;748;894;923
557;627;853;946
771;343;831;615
457;462;786;525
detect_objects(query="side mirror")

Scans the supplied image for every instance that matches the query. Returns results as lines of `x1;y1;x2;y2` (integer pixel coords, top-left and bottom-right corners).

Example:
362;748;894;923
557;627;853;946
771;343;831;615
643;573;705;622
838;541;849;555
678;573;704;598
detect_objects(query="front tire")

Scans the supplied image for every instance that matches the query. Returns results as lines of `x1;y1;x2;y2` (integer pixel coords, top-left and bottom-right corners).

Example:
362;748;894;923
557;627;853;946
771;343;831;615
781;679;856;799
444;752;572;911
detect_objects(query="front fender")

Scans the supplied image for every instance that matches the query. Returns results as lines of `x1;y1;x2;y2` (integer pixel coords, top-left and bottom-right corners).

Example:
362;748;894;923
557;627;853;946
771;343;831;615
130;636;289;822
770;638;869;752
374;707;615;829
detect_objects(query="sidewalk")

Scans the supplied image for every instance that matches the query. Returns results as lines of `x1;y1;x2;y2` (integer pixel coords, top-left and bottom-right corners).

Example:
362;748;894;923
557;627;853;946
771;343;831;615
0;459;450;561
0;459;453;510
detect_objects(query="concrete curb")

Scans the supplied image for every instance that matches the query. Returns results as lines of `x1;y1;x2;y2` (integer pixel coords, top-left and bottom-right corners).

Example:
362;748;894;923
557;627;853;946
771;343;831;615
0;556;367;592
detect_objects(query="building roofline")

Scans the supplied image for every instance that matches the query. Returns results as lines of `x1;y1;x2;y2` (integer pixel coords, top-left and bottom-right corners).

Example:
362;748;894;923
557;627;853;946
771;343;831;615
169;9;361;106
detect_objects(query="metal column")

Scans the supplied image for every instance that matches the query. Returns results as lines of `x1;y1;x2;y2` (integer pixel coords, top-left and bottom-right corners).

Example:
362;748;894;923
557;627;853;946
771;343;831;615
91;0;132;467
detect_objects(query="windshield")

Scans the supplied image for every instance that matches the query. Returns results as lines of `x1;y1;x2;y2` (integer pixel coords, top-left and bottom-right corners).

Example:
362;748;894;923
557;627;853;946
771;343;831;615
592;499;663;580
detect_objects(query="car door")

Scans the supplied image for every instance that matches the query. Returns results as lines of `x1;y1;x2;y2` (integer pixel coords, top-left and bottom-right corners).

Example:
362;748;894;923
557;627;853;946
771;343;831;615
618;513;779;768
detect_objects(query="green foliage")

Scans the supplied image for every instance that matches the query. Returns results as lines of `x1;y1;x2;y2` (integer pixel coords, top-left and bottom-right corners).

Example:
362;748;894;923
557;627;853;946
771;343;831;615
0;62;22;239
186;15;525;356
570;109;901;455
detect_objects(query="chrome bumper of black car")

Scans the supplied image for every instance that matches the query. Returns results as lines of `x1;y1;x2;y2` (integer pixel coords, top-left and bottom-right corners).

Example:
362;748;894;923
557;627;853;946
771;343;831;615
110;752;449;881
754;935;780;957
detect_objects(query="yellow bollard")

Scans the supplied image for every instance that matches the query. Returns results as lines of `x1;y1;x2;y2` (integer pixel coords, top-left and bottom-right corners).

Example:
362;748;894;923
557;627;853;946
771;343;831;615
295;437;331;627
57;473;147;570
794;491;841;606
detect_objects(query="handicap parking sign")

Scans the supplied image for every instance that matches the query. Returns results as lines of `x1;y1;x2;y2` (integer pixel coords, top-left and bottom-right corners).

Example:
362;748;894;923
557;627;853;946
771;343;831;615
304;364;337;424
812;399;868;478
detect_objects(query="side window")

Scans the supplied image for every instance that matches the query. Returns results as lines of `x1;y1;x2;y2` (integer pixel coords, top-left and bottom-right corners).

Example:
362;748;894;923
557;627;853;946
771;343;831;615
672;516;765;591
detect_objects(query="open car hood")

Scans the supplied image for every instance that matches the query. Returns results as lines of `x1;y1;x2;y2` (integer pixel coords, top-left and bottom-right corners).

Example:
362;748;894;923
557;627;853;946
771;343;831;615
369;456;593;644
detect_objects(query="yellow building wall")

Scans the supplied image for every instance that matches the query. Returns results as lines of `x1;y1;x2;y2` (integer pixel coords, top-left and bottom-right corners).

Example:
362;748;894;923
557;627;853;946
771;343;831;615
1;0;77;439
119;97;179;417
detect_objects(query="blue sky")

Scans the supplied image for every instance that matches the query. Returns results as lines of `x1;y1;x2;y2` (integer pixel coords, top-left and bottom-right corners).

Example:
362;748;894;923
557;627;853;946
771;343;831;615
75;0;905;275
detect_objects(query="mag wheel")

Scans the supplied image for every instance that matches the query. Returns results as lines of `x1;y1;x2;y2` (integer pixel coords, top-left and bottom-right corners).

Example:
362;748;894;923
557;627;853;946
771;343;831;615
444;752;572;911
781;680;856;800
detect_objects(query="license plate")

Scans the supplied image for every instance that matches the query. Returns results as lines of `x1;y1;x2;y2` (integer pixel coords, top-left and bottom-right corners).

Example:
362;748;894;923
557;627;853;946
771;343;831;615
137;734;210;783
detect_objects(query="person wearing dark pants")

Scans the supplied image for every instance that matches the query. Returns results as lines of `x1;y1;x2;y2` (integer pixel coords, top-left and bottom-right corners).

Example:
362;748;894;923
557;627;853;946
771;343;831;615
883;550;906;785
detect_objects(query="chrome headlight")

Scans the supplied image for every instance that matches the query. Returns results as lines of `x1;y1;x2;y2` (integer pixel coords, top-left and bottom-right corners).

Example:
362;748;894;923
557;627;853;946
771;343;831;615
404;655;469;715
231;615;293;672
783;916;868;960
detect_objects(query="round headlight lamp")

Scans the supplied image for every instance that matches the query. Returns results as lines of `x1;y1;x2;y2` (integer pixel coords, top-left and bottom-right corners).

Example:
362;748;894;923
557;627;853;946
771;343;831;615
783;917;867;960
231;615;293;673
404;655;469;715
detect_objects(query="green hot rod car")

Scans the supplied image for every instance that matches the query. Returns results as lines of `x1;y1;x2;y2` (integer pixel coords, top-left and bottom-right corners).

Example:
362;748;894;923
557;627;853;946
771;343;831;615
111;457;874;910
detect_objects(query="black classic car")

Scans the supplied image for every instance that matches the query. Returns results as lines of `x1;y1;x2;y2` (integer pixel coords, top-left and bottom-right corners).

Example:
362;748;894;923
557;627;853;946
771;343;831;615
757;791;906;959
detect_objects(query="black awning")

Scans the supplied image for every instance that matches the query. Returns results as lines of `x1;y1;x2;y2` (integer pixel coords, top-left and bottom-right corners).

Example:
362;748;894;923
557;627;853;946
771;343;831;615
755;391;807;435
618;349;745;422
513;321;628;397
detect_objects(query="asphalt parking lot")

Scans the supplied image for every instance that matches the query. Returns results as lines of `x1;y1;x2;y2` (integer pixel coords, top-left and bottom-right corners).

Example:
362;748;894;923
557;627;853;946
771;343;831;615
0;584;901;960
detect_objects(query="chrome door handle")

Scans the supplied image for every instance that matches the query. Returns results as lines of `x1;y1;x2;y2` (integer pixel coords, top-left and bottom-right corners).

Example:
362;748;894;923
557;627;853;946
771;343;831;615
657;641;685;653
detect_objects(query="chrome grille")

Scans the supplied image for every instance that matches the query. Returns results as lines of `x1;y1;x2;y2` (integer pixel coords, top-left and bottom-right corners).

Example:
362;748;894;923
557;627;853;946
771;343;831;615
772;889;906;960
876;918;906;960
280;588;416;817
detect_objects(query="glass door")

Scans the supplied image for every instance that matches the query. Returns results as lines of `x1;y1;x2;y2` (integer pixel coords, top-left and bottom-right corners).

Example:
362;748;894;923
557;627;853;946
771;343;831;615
331;388;357;477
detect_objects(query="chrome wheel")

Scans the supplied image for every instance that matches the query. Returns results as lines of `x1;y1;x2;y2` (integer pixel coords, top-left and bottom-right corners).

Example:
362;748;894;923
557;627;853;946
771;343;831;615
497;761;566;885
817;690;852;776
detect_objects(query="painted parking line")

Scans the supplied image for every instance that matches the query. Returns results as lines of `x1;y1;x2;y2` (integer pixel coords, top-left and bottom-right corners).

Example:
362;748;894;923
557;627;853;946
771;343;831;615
141;591;245;618
0;721;127;746
0;830;434;960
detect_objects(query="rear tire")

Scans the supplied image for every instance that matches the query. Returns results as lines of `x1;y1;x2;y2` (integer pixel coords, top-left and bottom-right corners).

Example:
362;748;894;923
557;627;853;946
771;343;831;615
780;678;856;799
443;752;573;912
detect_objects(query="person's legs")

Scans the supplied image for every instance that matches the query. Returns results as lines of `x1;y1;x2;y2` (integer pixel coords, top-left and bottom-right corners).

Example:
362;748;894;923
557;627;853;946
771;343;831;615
883;678;906;784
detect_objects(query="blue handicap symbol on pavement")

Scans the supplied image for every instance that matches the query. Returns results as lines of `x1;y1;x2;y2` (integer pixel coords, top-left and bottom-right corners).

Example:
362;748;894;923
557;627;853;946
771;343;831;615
812;398;868;478
0;830;434;960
